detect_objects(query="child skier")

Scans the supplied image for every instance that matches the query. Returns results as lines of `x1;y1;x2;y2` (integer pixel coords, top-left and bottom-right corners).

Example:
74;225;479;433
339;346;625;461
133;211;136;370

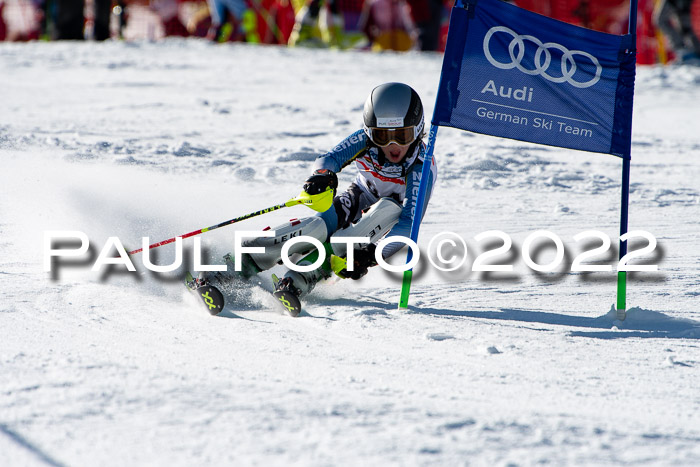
192;82;438;315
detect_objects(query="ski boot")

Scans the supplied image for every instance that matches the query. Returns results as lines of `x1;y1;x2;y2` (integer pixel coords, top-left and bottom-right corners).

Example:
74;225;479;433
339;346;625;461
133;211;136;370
185;271;225;315
195;251;260;292
270;239;334;317
272;276;303;317
185;250;262;316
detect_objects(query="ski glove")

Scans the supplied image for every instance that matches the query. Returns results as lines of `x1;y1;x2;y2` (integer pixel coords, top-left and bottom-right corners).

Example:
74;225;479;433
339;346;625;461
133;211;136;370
303;169;338;196
346;243;377;280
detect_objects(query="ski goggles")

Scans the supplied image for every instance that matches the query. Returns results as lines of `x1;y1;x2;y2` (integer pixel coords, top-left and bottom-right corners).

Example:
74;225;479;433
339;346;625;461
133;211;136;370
365;125;420;147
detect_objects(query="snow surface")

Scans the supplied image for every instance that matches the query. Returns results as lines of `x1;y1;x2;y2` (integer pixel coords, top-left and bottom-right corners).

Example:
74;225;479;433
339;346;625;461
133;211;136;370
1;40;699;466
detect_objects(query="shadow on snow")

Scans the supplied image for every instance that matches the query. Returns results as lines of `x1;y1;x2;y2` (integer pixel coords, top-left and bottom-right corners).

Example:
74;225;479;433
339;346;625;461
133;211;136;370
213;287;700;340
367;301;700;340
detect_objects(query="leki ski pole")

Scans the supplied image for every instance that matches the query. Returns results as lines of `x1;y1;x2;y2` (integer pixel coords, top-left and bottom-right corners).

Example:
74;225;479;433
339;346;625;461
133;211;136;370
127;189;334;256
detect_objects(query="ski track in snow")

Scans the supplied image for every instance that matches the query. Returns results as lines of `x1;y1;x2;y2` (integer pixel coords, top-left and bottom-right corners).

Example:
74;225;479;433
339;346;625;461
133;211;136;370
1;40;700;466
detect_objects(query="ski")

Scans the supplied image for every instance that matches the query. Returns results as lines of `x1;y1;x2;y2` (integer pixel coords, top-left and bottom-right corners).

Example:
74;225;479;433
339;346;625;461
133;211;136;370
186;270;301;317
185;271;225;316
271;274;302;317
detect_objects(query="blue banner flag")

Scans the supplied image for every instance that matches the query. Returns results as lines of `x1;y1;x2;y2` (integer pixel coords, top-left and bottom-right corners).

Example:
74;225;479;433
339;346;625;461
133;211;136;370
434;0;636;159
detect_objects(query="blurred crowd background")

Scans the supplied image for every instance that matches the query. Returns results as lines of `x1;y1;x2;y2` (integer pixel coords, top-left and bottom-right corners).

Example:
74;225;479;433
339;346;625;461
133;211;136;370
0;0;699;63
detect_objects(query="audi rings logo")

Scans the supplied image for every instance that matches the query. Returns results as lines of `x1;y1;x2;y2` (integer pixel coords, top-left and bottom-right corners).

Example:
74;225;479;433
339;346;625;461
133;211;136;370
483;26;602;89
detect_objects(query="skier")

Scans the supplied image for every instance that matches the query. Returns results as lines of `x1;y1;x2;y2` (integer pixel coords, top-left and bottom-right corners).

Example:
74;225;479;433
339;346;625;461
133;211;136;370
192;82;438;315
288;0;344;47
205;0;248;42
358;0;419;51
654;0;700;62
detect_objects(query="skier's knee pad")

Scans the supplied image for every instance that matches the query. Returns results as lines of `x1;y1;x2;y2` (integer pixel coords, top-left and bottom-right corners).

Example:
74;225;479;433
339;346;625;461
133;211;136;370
241;216;328;271
331;197;402;257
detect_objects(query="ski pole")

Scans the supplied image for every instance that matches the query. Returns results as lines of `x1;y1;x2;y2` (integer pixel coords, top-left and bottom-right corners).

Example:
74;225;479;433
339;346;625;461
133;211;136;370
127;188;334;256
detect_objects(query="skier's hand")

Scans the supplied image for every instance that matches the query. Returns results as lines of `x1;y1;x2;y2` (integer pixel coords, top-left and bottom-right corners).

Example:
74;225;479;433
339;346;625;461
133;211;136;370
346;244;377;280
303;169;338;196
